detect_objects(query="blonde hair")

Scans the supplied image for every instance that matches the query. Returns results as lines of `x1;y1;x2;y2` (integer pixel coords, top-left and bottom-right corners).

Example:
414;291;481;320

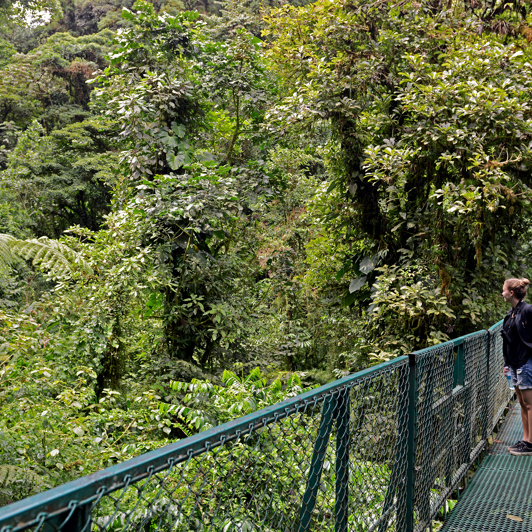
505;278;530;300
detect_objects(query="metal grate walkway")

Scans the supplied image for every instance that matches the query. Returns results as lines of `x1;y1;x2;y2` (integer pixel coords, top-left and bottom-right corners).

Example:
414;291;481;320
489;403;523;456
442;403;532;532
0;321;511;532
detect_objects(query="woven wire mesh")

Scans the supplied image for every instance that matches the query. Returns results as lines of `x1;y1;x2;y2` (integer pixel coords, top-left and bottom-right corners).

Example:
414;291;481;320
462;332;489;461
344;363;409;532
412;332;489;530
0;360;410;532
87;408;327;532
0;321;514;532
487;322;511;435
413;341;455;530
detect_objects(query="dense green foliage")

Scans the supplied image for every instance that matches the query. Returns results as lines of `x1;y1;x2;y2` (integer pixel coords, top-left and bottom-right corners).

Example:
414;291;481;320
1;0;531;508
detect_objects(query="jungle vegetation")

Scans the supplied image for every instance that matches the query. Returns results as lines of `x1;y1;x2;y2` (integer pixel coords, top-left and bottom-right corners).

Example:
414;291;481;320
1;0;531;504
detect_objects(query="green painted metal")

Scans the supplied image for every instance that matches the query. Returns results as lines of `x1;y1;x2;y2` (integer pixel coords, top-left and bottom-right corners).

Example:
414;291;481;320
461;388;474;467
490;404;522;455
441;454;532;531
334;388;350;532
481;333;491;441
378;361;410;532
488;319;504;331
297;394;336;532
405;353;418;532
43;503;90;532
453;342;465;387
0;321;514;532
417;350;435;529
0;355;408;531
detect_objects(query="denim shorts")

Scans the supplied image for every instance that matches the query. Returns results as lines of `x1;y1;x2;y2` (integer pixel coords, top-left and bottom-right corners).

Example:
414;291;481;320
509;358;532;390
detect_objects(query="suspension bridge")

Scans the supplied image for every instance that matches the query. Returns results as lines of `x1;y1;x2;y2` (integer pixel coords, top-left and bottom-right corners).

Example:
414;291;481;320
0;320;525;531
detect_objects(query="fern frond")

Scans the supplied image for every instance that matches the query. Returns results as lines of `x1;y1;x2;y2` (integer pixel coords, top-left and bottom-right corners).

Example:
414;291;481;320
0;234;93;279
0;465;44;488
0;235;16;276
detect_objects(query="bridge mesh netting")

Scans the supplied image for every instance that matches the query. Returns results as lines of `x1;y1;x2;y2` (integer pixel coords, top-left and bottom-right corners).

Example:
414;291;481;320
0;321;512;532
84;362;410;532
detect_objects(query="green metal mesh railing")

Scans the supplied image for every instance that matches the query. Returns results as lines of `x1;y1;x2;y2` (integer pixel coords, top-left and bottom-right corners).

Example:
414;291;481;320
487;321;508;435
0;321;512;532
412;331;493;530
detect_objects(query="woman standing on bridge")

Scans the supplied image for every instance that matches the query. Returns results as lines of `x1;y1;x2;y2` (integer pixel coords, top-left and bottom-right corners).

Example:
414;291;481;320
501;277;532;455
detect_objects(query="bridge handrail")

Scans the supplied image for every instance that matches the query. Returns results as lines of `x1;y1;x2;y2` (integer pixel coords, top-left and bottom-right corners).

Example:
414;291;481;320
0;320;511;532
0;356;408;528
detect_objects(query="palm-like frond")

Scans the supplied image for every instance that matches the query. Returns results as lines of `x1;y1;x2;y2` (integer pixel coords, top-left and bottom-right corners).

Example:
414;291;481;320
0;234;15;276
0;465;44;489
0;234;93;278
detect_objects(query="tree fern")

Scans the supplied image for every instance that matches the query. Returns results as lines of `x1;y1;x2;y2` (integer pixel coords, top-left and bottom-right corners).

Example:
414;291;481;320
0;235;14;276
0;465;45;505
0;465;43;488
0;234;93;278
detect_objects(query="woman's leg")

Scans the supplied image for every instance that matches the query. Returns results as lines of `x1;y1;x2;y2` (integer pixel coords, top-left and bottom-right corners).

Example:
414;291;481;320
520;388;532;443
516;387;530;441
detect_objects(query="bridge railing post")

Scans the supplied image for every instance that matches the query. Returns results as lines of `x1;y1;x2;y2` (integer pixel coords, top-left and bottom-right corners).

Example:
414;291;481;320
405;353;418;532
297;394;337;532
4;325;508;532
481;331;491;441
335;387;350;532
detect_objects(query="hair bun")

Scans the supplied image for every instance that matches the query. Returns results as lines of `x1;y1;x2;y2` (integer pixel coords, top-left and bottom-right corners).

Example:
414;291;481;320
505;277;529;299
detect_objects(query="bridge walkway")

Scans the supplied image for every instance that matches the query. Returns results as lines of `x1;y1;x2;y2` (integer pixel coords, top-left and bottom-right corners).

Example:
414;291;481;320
0;320;514;532
442;403;532;532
